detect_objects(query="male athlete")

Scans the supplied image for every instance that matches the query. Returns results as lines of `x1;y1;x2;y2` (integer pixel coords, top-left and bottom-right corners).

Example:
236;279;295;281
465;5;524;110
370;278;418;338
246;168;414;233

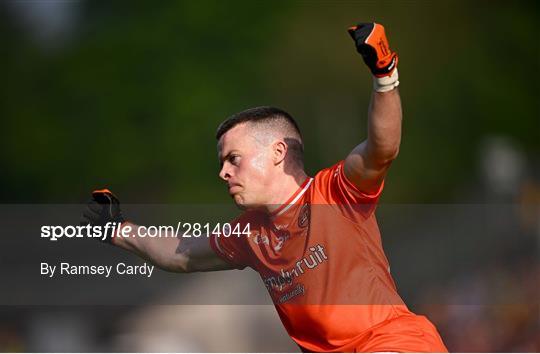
82;23;448;352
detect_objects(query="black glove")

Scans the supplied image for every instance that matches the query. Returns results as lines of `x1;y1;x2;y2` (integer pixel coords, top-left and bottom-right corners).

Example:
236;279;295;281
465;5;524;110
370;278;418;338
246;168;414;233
81;189;125;243
348;22;398;77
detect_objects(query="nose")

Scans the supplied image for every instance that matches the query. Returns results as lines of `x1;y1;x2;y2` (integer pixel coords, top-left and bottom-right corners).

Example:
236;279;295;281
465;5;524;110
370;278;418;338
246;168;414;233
219;164;231;182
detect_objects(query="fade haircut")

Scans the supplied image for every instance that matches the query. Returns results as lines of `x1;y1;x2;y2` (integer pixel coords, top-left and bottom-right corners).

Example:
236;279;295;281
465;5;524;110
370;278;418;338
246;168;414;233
216;106;304;167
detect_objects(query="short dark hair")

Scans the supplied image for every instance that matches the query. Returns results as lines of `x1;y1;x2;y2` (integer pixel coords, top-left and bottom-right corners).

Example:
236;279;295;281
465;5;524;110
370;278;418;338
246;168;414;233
216;106;304;166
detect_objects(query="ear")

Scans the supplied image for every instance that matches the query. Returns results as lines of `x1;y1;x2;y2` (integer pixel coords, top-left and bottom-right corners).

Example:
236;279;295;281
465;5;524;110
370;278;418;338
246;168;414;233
272;140;288;165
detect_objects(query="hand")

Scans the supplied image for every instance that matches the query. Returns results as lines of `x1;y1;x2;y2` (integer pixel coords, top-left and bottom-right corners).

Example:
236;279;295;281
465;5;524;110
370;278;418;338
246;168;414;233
348;22;398;78
81;189;125;243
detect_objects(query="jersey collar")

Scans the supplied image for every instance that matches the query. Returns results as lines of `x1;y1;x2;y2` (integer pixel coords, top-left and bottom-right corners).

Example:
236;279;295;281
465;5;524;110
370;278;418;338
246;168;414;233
271;177;313;218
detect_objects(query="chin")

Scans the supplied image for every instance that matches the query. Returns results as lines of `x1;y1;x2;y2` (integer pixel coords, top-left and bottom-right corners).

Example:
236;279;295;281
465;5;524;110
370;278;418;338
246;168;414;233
232;195;260;211
235;204;248;211
232;195;247;210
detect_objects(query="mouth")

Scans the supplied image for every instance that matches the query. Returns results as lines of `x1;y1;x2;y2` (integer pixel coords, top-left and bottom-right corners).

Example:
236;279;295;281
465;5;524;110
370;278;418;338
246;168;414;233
228;184;242;194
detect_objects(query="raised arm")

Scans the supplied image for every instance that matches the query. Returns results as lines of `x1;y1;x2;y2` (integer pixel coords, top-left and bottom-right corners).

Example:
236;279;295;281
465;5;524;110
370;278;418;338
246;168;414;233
81;189;234;273
345;23;402;194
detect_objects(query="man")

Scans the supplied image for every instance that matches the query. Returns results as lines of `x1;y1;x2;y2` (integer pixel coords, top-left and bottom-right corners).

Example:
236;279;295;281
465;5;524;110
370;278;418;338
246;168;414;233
83;23;448;352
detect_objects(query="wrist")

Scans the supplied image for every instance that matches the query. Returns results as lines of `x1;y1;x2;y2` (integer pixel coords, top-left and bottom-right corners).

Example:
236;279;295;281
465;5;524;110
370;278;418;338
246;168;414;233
373;68;399;93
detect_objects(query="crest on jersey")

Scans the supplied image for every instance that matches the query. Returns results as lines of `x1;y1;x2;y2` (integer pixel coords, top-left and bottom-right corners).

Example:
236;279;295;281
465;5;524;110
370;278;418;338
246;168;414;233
273;230;290;252
252;231;269;245
298;203;310;228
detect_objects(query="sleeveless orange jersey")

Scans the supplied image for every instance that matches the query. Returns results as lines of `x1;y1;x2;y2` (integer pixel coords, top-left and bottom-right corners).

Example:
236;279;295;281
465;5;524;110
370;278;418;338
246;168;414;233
210;161;447;352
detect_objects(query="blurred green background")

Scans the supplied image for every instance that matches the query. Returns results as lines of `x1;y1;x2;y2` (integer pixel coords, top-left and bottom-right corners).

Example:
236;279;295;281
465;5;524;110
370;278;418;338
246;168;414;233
1;0;538;203
0;1;538;352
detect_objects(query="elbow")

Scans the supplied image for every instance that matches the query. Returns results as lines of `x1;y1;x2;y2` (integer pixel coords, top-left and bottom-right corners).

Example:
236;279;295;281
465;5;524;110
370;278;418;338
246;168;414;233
175;258;192;273
368;134;400;165
158;255;190;273
371;144;400;166
160;262;189;273
386;145;400;162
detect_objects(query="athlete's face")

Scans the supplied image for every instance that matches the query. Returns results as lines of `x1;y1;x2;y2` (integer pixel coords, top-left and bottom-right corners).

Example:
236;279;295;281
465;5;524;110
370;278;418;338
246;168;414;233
218;123;276;209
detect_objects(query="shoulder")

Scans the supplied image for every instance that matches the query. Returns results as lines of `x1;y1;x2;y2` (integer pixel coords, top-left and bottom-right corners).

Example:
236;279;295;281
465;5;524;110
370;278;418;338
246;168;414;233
209;211;263;270
312;161;345;199
314;161;343;178
312;160;384;208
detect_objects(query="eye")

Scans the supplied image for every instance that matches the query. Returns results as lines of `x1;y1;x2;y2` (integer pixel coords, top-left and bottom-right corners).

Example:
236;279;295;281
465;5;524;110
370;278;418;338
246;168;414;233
229;155;240;165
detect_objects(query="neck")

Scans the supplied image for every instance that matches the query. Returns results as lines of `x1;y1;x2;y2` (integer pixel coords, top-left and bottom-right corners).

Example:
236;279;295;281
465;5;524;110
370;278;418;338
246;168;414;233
264;169;309;214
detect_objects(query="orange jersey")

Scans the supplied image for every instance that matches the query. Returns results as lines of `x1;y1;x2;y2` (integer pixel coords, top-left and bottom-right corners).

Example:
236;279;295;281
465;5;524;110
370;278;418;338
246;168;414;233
210;161;447;352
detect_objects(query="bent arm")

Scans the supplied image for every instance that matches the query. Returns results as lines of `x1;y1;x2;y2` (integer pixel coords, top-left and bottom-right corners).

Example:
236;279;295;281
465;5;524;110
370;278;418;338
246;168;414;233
344;88;402;194
112;222;235;273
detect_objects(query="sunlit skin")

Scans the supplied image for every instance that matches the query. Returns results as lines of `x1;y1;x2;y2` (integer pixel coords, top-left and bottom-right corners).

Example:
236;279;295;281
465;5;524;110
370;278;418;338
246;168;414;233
217;122;307;213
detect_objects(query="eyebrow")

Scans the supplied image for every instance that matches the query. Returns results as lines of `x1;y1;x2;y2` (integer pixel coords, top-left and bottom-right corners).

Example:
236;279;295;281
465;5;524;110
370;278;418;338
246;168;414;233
218;150;237;165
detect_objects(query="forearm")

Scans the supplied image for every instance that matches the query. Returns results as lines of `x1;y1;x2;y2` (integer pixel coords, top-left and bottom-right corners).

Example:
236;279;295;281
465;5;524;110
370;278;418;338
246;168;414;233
112;222;189;272
83;190;231;272
366;87;402;165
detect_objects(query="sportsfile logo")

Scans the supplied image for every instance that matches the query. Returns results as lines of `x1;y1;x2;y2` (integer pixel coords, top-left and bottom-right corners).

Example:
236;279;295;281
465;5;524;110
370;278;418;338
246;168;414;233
41;222;125;242
40;222;250;241
263;243;328;294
